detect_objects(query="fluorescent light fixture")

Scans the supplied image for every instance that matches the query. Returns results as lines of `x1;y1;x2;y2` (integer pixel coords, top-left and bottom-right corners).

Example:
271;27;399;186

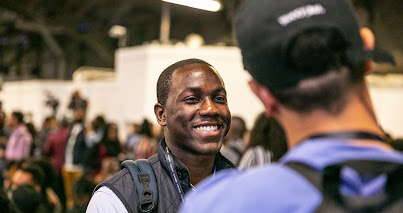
162;0;222;12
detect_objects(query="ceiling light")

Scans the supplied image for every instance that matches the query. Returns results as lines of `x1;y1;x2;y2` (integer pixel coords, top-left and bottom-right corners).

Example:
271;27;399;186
162;0;222;12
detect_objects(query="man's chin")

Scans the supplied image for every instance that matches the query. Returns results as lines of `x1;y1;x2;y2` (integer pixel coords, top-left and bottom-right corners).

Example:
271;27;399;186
197;145;222;155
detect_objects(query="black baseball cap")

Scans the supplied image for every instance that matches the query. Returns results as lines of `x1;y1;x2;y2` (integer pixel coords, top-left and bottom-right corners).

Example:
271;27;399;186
235;0;395;89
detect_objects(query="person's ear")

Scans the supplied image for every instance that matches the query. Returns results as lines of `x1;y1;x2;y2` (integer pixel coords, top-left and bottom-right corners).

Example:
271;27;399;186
360;27;375;73
154;103;167;126
248;80;278;116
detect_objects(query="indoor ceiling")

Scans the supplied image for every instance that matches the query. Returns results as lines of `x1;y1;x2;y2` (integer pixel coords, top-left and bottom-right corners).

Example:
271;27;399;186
0;0;401;80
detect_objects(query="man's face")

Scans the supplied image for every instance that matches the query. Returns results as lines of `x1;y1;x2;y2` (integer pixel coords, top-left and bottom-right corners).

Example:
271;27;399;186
162;63;231;155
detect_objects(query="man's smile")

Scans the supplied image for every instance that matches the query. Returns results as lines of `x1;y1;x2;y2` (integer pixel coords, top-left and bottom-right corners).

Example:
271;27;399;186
193;123;223;135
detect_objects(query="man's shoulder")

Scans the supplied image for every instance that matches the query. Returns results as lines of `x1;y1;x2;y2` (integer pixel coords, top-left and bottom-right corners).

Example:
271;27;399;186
181;164;321;212
87;186;129;213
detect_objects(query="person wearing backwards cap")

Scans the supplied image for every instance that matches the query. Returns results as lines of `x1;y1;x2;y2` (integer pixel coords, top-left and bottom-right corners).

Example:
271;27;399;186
179;0;403;212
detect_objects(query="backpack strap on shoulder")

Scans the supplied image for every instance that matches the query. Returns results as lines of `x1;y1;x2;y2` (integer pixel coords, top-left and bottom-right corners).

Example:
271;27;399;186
286;160;403;212
121;159;158;213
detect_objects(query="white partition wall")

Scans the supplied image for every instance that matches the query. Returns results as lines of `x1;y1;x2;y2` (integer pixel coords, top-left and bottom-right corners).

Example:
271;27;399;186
1;80;74;126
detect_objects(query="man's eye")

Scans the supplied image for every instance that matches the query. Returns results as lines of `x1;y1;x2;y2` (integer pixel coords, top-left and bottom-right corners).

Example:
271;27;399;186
184;97;199;104
215;96;227;103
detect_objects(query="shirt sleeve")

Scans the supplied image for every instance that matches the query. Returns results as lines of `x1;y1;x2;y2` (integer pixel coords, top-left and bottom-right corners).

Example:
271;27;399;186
86;186;128;213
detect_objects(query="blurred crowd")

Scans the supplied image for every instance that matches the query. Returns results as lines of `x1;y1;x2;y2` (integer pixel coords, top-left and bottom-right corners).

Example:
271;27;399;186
0;90;163;213
0;89;402;213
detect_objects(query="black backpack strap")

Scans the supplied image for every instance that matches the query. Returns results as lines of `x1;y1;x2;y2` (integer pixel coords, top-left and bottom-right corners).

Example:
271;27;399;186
121;159;158;213
286;160;403;213
286;162;323;190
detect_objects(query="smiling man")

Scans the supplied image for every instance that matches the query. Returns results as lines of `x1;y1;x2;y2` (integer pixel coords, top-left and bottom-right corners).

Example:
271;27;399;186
87;58;235;213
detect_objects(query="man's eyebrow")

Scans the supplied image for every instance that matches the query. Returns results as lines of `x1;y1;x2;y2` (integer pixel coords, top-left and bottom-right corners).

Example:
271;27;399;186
184;87;226;94
185;87;203;94
179;87;226;97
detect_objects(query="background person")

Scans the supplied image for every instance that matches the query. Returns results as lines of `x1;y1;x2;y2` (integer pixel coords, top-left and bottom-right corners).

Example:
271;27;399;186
220;116;247;166
238;112;287;169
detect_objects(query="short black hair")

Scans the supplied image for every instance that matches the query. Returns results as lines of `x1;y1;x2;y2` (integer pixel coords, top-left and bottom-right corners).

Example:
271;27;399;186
20;164;45;191
12;111;24;124
231;116;247;139
11;184;41;213
246;113;288;162
157;58;212;106
271;28;365;114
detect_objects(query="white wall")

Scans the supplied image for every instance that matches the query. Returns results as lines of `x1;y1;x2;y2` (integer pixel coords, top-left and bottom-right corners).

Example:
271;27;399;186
369;87;403;138
1;44;403;141
1;80;74;126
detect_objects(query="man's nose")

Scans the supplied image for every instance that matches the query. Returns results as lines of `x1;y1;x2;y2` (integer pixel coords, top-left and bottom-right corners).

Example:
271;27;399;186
199;98;219;116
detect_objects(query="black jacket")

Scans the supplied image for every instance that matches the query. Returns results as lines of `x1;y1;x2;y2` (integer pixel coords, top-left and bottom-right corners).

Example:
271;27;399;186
96;137;235;213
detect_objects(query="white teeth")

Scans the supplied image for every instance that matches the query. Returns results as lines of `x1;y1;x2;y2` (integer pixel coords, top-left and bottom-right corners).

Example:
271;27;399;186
194;125;219;132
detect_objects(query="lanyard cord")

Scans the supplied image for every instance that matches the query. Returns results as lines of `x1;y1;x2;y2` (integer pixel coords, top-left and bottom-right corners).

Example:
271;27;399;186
165;146;217;203
304;131;386;143
165;146;185;202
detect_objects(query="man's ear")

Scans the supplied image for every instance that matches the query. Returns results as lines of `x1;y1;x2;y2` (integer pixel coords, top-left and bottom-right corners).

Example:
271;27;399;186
248;80;278;116
360;27;375;73
154;103;167;126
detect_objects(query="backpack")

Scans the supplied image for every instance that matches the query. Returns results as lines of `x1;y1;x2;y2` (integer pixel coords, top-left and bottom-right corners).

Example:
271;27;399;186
286;160;403;212
121;159;158;213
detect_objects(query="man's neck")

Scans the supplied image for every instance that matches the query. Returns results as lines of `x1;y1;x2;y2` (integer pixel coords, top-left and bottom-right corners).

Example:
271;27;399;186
166;143;216;186
277;90;386;149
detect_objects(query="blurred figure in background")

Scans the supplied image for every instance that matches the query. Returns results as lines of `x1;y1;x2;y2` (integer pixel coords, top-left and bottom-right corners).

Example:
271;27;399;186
84;123;122;179
68;177;95;213
37;116;57;156
68;90;88;114
63;107;87;209
0;187;18;213
5;111;32;162
43;118;70;212
11;184;42;213
238;113;288;169
8;163;51;213
92;157;120;185
43;119;70;175
0;110;8;147
221;116;247;166
124;122;141;159
0;111;7;189
133;119;157;160
31;158;63;213
85;115;106;148
25;122;38;157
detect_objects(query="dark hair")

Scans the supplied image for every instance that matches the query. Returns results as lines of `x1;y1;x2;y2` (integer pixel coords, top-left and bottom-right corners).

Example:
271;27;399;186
11;184;42;213
272;29;366;114
20;164;45;191
139;119;152;138
72;178;95;197
100;123;119;144
157;58;212;106
12;111;24;124
230;116;247;139
246;113;288;162
25;122;37;138
30;158;56;189
94;115;106;128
